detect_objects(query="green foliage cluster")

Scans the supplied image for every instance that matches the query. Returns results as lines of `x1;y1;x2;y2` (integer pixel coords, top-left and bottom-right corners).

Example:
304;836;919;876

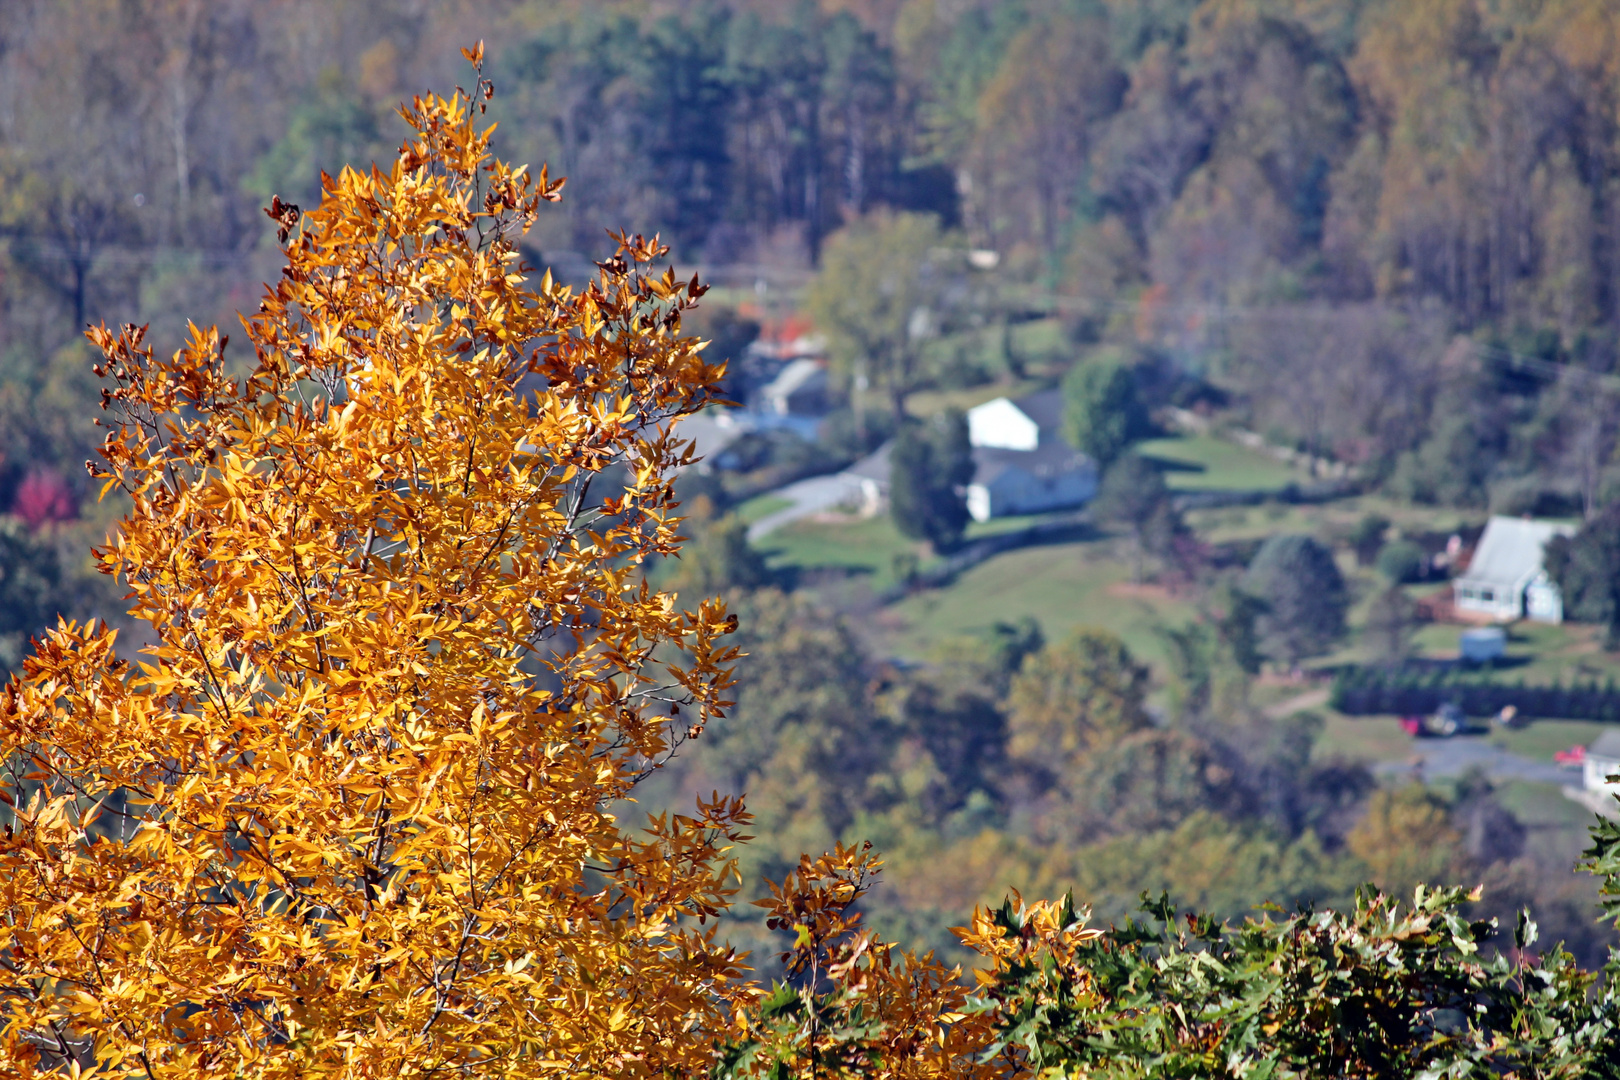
1331;666;1620;721
1376;539;1427;584
1091;453;1183;582
718;802;1620;1080
1062;351;1151;468
971;884;1620;1079
1546;504;1620;645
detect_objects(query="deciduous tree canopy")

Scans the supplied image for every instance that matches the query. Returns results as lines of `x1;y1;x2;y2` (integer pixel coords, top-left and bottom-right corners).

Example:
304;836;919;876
1;62;748;1076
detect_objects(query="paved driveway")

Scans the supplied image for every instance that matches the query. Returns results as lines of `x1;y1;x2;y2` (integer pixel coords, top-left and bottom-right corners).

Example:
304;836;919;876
1373;734;1573;785
746;473;867;541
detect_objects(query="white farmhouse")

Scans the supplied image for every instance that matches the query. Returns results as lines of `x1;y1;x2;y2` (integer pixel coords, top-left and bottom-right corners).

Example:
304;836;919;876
840;389;1098;521
962;389;1097;521
1453;516;1575;623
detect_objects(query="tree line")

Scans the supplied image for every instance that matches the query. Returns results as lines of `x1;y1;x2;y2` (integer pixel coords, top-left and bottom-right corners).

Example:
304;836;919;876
13;1;1620;523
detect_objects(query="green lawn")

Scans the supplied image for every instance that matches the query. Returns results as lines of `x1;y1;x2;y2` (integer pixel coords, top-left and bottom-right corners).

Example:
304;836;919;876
1137;434;1309;492
881;535;1198;667
1313;714;1414;764
734;493;793;523
903;380;1045;419
760;508;1197;666
758;514;930;594
1185;495;1481;546
1488;719;1609;762
1403;619;1620;685
760;511;1083;596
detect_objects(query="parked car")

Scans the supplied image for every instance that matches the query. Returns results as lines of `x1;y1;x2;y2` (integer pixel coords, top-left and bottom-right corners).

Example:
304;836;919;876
1400;702;1472;738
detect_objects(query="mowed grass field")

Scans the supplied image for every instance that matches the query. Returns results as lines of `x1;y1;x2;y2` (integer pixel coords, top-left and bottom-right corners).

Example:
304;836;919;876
757;513;926;594
1137;434;1310;492
882;537;1198;666
1311;713;1608;766
758;508;1198;667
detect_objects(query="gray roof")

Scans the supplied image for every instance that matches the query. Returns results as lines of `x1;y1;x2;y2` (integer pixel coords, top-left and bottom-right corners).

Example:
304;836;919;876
845;441;892;484
1590;729;1620;761
972;438;1090;484
846;388;1090;491
1456;516;1574;589
1012;387;1065;434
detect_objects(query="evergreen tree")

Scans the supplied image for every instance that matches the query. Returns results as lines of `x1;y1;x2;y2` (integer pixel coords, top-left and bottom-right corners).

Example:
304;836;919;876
889;409;974;552
1363;584;1417;666
1092;452;1174;581
1545;503;1620;645
1242;534;1348;670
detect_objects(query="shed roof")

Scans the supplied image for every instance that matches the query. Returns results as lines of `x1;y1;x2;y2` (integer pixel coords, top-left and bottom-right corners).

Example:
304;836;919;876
1456;516;1574;589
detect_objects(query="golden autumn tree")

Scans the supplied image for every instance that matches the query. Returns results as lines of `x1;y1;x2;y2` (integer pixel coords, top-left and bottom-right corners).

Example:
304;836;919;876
0;49;755;1077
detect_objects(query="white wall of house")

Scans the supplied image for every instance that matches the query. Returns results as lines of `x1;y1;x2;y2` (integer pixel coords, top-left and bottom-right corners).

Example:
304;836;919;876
1454;581;1527;622
1525;573;1564;623
968;398;1039;450
1585;754;1620;797
968;465;1097;521
966;484;992;523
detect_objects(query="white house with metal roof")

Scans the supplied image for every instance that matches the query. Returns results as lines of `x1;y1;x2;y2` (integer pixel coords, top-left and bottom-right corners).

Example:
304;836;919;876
1453;516;1575;623
840;389;1098;522
962;390;1098;521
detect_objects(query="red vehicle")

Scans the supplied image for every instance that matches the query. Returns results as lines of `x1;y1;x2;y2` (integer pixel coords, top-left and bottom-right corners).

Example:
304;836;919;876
1555;745;1587;767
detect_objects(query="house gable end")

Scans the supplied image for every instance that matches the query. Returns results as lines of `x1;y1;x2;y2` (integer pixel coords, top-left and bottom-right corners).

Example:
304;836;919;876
968;397;1040;450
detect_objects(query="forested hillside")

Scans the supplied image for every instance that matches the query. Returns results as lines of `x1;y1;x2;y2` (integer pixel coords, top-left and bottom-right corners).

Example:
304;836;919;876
8;0;1620;528
10;6;1620;1072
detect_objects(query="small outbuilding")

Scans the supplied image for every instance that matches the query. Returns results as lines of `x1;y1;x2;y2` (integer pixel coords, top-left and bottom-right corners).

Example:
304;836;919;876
1452;516;1575;623
1458;626;1506;664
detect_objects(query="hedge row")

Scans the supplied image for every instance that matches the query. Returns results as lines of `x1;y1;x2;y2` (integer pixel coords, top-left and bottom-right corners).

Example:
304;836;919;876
1330;666;1620;721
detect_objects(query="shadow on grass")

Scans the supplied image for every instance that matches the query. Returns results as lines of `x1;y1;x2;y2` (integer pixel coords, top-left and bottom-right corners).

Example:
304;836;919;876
1138;453;1207;475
